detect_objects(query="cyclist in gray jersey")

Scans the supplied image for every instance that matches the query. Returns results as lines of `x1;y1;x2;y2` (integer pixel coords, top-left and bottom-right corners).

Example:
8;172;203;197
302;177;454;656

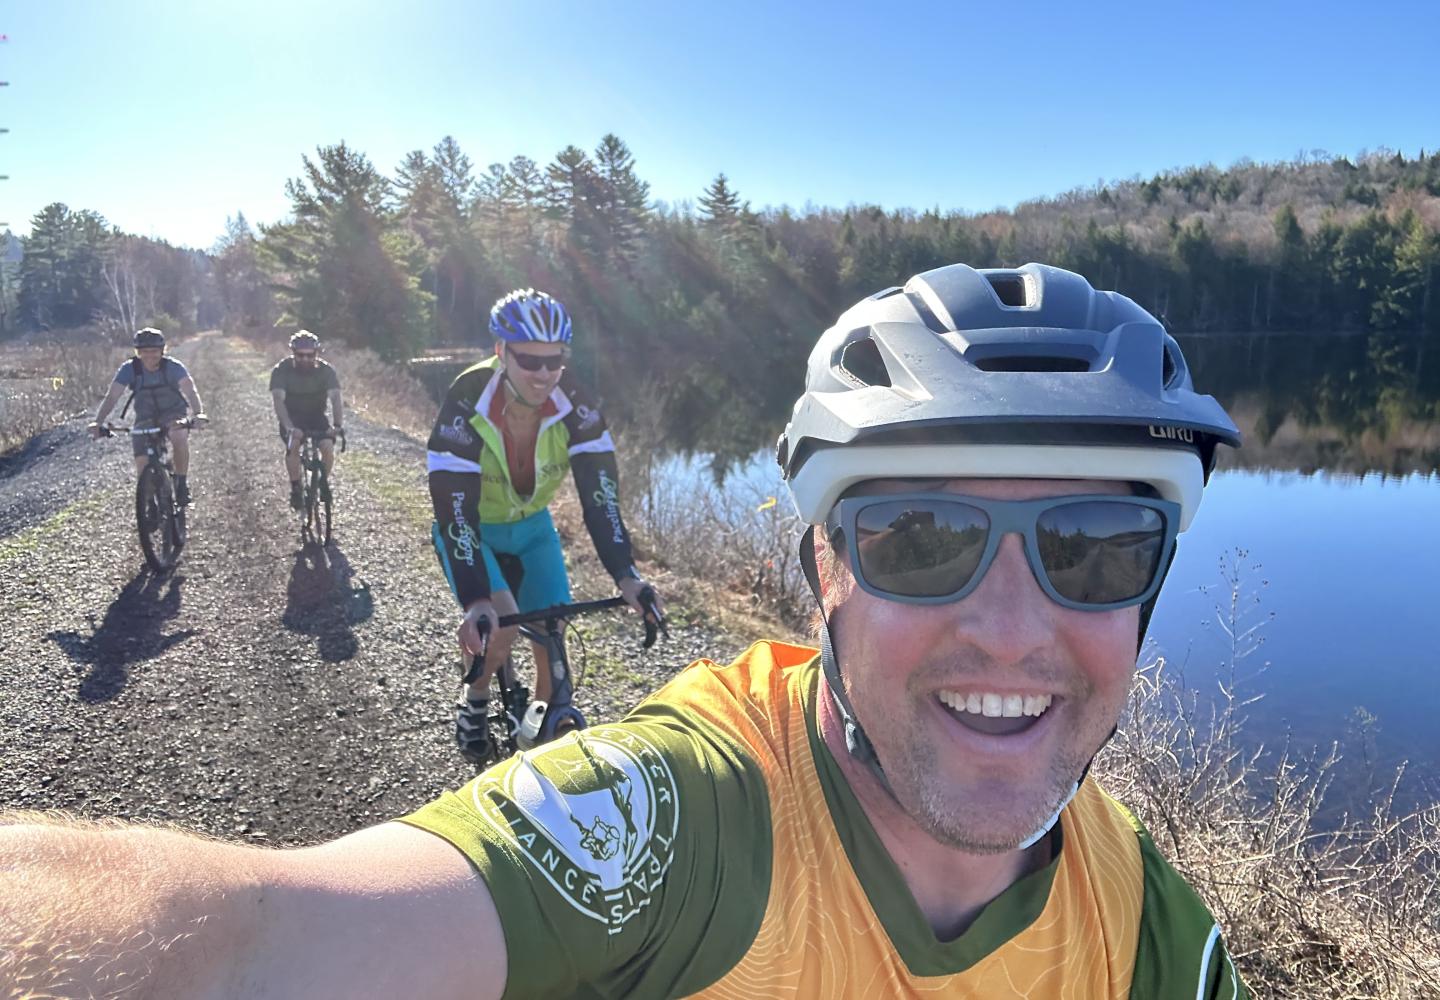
269;330;344;511
90;327;208;505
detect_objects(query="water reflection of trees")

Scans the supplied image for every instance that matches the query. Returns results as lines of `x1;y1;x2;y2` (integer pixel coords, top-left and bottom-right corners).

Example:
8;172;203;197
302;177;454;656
1181;330;1440;476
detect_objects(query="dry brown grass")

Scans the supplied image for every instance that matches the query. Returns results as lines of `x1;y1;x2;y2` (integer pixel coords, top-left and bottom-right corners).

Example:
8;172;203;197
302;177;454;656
0;340;118;453
1096;553;1440;998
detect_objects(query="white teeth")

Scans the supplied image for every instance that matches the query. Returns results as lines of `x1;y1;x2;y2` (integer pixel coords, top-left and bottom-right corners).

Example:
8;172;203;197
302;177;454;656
940;691;1054;718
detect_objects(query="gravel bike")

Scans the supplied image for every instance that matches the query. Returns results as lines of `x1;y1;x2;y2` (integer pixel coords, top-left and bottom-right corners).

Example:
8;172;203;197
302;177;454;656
102;418;198;573
466;565;665;766
295;429;345;546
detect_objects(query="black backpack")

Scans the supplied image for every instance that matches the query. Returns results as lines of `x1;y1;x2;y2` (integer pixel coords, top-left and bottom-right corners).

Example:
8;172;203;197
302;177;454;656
118;356;181;420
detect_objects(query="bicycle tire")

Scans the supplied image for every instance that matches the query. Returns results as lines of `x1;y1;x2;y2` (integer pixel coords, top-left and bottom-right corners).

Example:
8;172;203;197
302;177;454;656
136;464;176;572
316;470;333;546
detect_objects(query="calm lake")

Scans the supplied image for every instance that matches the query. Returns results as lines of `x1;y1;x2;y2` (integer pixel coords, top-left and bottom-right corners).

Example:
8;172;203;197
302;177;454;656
670;330;1440;807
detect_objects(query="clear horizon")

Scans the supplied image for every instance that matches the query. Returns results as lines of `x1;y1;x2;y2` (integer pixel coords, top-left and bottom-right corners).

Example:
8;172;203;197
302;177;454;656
3;0;1438;249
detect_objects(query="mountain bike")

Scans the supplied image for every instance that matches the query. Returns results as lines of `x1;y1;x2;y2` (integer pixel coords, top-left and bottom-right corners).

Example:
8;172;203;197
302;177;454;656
296;429;345;546
102;418;198;573
465;575;665;767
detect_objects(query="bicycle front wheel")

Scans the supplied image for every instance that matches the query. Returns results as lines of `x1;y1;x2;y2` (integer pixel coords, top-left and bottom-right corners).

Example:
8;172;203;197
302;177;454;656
136;465;177;572
301;466;332;547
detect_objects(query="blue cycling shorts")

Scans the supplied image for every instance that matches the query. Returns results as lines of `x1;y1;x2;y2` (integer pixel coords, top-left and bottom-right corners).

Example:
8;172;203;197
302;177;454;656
453;508;573;613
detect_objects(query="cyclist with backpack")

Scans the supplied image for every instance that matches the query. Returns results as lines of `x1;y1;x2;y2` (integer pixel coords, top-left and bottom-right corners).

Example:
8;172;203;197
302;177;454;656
89;327;208;505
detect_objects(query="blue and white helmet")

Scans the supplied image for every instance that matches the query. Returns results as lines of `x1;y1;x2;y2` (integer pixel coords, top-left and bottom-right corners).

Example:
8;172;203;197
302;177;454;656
489;289;573;344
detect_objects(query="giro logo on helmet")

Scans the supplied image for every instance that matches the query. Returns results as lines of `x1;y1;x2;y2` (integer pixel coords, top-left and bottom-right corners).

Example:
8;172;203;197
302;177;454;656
1148;425;1196;443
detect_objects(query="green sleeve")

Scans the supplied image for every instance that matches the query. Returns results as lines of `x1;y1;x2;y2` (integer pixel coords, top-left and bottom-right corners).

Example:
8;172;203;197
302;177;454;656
401;707;772;999
1119;805;1250;1000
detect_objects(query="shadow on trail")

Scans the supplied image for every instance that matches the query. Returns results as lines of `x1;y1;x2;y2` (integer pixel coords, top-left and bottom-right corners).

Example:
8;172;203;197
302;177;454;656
282;542;373;663
46;568;200;702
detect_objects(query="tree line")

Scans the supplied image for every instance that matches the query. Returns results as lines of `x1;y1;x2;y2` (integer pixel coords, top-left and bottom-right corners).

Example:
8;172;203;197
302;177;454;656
4;141;1439;465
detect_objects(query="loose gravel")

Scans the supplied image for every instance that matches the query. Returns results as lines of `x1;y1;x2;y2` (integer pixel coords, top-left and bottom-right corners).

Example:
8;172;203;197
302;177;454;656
0;334;748;846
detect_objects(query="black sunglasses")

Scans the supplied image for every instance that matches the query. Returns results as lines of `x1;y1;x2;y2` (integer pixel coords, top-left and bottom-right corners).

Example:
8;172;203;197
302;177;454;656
827;493;1179;611
506;348;567;372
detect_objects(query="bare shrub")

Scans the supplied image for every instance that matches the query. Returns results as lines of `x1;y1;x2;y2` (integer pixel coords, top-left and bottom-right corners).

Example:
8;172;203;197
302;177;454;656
0;340;119;452
1097;551;1440;997
615;402;809;624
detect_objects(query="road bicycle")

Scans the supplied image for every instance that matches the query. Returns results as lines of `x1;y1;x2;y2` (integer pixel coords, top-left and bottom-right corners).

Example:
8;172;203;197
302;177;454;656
295;429;345;546
466;568;665;766
101;418;198;573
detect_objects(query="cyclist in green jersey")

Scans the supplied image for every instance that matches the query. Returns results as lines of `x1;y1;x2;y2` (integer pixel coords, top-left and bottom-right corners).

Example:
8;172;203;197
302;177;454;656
1;264;1250;999
428;288;661;762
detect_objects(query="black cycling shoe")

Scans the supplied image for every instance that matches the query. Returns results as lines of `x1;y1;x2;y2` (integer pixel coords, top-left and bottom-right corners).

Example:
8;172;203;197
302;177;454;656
455;697;493;765
289;483;304;511
174;481;192;507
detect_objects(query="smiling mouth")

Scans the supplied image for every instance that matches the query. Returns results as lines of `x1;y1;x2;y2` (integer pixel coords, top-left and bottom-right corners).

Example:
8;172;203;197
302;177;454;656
936;690;1054;737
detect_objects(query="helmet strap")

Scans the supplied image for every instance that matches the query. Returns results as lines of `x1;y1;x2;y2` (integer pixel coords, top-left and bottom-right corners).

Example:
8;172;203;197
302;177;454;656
499;368;544;412
800;527;892;791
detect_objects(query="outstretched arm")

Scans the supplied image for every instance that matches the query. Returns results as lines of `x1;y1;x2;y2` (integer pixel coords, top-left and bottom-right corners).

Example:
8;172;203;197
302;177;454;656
0;815;504;999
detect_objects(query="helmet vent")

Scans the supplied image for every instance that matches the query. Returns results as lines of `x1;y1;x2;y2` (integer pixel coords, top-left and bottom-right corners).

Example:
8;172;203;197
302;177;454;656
973;355;1089;373
838;337;891;387
1161;342;1179;388
986;274;1030;307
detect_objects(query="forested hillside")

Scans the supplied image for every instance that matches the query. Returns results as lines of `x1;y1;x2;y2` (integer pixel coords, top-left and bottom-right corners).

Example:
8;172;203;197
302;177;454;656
4;141;1439;465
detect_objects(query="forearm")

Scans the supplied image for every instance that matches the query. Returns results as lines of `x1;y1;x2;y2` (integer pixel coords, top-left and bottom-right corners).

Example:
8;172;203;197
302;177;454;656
0;813;263;998
272;393;292;430
183;385;204;414
571;452;638;582
95;386;123;424
429;469;489;606
330;390;344;427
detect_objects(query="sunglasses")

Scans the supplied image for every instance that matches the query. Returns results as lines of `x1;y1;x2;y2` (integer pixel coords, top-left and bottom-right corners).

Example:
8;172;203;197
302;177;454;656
506;348;567;372
293;351;317;359
827;493;1179;611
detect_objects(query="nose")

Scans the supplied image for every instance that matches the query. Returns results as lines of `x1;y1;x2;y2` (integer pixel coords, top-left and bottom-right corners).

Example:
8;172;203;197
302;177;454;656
952;533;1055;664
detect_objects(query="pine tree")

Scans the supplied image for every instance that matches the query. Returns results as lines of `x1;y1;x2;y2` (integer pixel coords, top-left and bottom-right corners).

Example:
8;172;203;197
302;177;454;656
698;173;741;227
260;143;432;356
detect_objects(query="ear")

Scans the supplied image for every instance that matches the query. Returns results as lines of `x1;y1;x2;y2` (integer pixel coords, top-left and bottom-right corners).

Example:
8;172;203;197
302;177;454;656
494;342;505;360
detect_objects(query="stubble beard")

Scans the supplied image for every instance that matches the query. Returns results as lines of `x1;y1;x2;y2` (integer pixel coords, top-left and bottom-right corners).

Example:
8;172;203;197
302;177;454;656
844;655;1097;854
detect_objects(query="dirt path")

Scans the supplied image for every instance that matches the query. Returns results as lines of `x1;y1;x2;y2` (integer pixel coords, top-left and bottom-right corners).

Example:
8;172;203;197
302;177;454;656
0;335;731;845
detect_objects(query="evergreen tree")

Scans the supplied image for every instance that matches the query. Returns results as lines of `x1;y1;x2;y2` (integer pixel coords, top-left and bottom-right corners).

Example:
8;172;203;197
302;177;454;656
698;173;741;227
260;143;432;357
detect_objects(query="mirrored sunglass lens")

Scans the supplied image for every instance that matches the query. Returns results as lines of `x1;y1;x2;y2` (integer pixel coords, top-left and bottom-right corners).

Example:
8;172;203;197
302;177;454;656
1036;502;1166;605
854;500;989;598
511;351;563;371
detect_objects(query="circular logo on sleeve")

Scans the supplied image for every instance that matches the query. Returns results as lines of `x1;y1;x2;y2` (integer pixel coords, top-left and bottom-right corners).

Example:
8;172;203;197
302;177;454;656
471;726;679;934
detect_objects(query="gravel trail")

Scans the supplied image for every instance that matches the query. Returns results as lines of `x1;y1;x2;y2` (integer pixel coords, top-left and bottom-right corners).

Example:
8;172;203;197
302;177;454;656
0;335;737;845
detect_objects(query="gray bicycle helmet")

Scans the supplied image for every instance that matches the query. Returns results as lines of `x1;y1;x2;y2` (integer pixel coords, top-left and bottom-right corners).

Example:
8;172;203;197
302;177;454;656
778;262;1239;531
780;262;1241;845
133;327;166;349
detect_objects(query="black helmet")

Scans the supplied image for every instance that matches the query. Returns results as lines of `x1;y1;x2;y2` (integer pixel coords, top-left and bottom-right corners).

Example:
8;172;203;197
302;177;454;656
133;327;165;349
289;329;321;350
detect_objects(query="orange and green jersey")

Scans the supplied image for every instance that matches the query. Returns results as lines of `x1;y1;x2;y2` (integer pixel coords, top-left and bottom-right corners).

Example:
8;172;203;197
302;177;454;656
403;641;1249;999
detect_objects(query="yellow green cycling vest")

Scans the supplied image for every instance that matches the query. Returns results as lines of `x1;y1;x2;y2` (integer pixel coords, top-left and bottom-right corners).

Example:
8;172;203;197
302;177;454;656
459;356;614;524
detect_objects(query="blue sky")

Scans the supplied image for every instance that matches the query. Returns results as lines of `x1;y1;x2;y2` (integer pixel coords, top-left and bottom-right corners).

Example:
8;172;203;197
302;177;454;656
3;0;1438;249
